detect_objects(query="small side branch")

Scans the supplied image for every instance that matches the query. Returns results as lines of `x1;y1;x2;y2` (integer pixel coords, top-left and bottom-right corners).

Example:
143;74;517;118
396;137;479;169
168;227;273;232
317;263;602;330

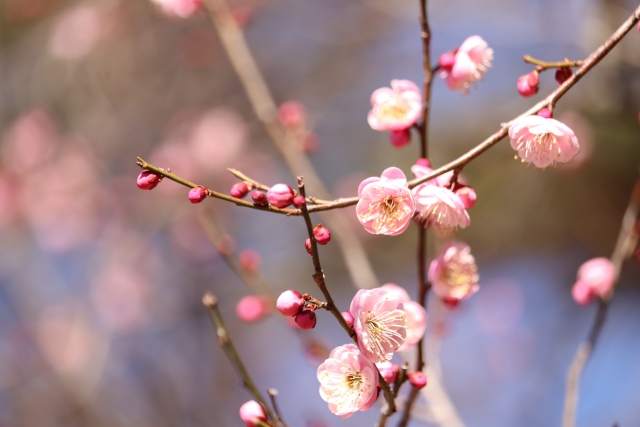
523;54;584;70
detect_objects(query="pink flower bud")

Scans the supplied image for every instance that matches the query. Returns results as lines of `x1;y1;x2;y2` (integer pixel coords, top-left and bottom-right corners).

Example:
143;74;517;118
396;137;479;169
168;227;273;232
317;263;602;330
305;238;312;255
252;190;268;206
455;186;477;209
239;249;261;271
407;371;427;389
239;400;268;427
341;310;354;329
573;257;616;301
416;158;430;167
555;67;573;85
312;224;331;245
236;295;270;323
276;290;304;317
137;170;162;190
292;195;306;208
537;108;553;119
442;297;460;309
188;186;207;204
517;71;539;98
389;129;411;148
376;361;399;385
295;309;316;330
277;100;307;129
572;280;594;306
438;51;456;71
267;184;295;208
231;182;250;198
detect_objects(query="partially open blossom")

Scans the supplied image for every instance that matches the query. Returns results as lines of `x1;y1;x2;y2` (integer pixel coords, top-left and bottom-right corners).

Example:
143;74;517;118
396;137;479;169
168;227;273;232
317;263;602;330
278;100;307;129
572;257;616;305
252;190;268;206
317;344;378;418
367;80;422;131
380;283;427;352
231;182;250;198
236;295;270;323
428;241;479;303
267;184;295;208
350;288;406;363
137;170;162;190
407;371;427;389
389;129;411;148
239;400;268;427
313;224;331;245
455;186;477;209
555;67;573;84
342;311;355;329
239;249;261;271
413;185;470;232
277;290;304;317
295;309;317;330
376;361;399;385
517;71;539;98
509;115;580;169
356;167;415;236
439;36;493;93
188;186;207;203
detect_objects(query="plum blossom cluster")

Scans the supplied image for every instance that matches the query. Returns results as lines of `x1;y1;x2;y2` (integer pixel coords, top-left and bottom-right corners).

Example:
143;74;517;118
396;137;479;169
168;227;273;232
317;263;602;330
438;36;494;93
429;241;480;307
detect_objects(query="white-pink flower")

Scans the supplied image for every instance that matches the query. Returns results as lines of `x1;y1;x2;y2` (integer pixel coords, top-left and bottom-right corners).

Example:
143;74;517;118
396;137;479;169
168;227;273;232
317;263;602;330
572;257;616;305
349;288;407;363
317;344;379;418
356;167;416;236
380;284;427;352
413;184;470;232
428;241;479;303
367;80;422;131
439;36;493;93
509;115;580;169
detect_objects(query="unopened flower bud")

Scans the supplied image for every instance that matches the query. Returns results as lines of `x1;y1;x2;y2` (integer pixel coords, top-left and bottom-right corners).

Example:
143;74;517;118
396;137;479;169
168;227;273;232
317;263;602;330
438;51;456;71
239;249;261;271
239;400;268;427
407;371;427;389
416;158;430;167
313;224;331;245
267;184;295;208
278;100;307;129
137;170;162;190
555;67;573;85
252;190;268;206
295;308;316;330
305;238;312;255
341;310;354;329
442;297;460;309
537;108;553;119
376;361;399;385
389;129;411;148
188;186;207;204
572;280;593;306
277;290;304;317
293;195;306;208
455;186;476;209
231;182;250;198
517;71;539;98
236;295;270;323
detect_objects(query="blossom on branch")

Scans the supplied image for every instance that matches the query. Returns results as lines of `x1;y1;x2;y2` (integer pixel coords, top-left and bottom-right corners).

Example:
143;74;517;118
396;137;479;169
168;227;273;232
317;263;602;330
367;80;422;131
356;167;416;236
509;115;580;169
380;283;427;352
439;36;493;93
413;185;470;232
317;344;379;418
349;287;406;362
428;241;479;305
239;400;269;427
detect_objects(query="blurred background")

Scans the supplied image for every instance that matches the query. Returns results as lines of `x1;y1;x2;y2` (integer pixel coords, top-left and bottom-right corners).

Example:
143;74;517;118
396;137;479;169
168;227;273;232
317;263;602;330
0;0;639;426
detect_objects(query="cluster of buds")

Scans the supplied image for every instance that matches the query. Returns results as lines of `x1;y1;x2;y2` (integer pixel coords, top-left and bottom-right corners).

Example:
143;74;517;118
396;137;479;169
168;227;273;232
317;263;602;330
231;181;300;210
276;290;317;329
517;58;576;98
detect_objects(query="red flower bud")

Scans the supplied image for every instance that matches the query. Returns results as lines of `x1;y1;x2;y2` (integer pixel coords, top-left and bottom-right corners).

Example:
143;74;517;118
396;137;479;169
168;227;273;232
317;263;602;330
137;170;162;190
251;190;268;206
292;195;306;208
517;71;539;98
407;371;427;389
295;308;317;330
277;290;304;317
231;182;249;198
312;224;331;245
438;51;456;71
455;186;476;210
389;129;411;148
416;158;430;167
537;108;553;119
238;249;261;271
267;184;295;208
277;100;307;129
188;186;207;204
555;67;573;85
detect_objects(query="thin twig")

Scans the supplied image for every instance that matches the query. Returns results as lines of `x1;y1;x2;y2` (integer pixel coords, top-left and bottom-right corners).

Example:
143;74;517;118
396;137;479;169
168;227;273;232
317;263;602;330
268;389;290;427
562;173;640;427
202;293;276;423
523;54;584;70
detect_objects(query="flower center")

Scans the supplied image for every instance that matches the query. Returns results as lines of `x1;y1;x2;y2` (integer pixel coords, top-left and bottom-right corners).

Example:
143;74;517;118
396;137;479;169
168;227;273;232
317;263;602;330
379;100;409;119
364;311;405;361
516;133;564;167
359;192;412;234
442;257;478;298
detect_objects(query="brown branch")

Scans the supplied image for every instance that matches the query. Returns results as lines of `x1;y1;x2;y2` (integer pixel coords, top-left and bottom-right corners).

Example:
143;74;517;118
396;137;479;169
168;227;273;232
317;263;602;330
523;54;584;70
562;173;640;427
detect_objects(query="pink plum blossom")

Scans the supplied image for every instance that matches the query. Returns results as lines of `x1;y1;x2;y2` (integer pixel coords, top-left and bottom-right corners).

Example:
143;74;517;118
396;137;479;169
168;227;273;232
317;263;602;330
367;80;422;131
509;115;580;169
317;344;378;418
572;257;616;305
439;36;493;93
349;288;406;363
428;241;479;303
239;400;269;427
412;184;470;232
356;167;416;236
380;283;427;352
